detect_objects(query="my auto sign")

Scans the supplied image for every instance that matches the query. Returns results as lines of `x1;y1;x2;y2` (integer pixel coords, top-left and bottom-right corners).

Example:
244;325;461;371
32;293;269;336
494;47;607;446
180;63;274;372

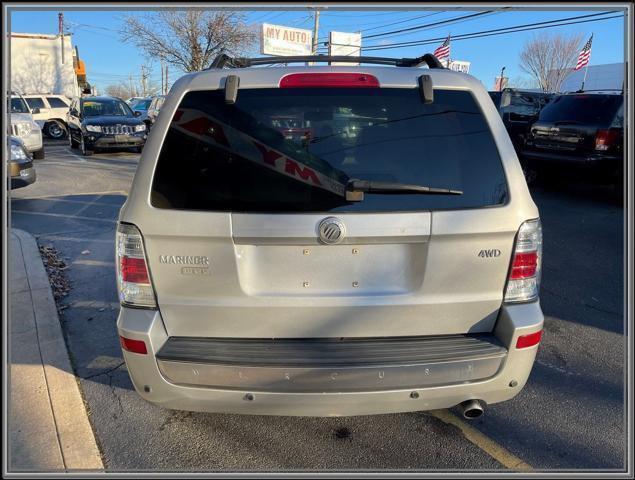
261;23;313;56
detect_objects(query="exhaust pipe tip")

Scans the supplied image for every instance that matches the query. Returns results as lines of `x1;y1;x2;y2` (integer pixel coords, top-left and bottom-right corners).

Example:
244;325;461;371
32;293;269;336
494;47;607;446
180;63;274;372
459;399;485;419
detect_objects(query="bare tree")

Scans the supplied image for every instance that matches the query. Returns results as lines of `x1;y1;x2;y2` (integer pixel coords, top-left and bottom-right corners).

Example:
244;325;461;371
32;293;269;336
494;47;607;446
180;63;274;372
120;11;257;72
104;83;133;100
519;32;583;93
507;75;539;90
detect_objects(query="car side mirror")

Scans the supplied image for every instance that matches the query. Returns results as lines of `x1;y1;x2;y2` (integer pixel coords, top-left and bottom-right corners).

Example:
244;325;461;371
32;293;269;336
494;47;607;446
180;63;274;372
134;111;142;117
500;91;512;108
31;107;41;114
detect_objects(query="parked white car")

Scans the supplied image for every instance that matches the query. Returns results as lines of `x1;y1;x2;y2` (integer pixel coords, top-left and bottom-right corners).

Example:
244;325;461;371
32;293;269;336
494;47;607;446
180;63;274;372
23;94;71;139
10;92;44;159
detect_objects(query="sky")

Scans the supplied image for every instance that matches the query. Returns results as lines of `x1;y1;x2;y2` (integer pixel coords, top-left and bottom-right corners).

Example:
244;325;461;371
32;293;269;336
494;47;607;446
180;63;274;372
9;7;626;93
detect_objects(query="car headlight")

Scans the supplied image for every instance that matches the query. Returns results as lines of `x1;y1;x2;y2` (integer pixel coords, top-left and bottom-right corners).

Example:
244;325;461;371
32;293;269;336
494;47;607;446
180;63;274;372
134;124;146;132
11;143;29;163
85;125;102;133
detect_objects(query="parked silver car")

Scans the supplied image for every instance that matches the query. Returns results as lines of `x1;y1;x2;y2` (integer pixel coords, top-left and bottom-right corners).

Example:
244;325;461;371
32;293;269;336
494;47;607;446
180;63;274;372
116;54;544;418
9;92;44;159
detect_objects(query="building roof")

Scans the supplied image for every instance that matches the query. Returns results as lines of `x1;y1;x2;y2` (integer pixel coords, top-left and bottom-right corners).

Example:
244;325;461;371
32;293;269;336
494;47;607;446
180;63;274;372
560;62;625;92
10;32;71;40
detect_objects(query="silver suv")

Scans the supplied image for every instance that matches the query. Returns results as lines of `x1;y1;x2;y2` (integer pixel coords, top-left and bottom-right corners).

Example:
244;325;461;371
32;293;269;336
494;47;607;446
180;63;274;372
116;55;544;418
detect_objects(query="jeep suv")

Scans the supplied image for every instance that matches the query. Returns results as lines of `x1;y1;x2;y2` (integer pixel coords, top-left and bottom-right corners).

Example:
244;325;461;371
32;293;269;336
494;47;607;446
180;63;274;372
67;96;147;156
116;55;544;418
522;91;624;186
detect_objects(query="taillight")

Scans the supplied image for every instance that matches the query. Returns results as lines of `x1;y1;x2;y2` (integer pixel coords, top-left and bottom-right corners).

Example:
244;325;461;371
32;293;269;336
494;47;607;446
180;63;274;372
279;73;380;88
595;129;619;151
119;336;148;355
516;330;543;349
116;223;157;308
504;219;542;303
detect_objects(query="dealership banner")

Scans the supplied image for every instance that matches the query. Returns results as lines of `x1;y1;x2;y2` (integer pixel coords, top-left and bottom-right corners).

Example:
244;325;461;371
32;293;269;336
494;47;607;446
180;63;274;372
448;60;471;74
261;23;313;56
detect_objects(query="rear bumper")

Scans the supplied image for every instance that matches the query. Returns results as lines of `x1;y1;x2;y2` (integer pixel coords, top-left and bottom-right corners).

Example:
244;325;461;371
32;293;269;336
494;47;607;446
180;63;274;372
117;302;543;416
521;148;622;176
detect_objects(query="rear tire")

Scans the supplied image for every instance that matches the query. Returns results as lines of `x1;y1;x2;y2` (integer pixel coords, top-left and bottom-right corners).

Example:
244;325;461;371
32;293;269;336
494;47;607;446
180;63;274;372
32;148;45;160
45;120;67;139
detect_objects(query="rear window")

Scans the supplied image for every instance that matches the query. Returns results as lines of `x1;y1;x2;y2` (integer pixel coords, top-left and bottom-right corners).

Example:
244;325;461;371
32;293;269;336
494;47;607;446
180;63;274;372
46;97;69;108
539;94;622;125
151;88;508;212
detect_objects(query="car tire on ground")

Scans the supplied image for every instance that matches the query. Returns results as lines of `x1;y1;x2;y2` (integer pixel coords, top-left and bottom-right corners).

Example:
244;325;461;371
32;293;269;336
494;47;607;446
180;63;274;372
80;135;93;157
45;120;67;139
69;131;79;149
32;148;45;160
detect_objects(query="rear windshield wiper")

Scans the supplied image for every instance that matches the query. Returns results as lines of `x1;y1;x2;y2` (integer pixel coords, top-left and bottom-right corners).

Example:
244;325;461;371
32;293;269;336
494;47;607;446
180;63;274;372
345;179;462;201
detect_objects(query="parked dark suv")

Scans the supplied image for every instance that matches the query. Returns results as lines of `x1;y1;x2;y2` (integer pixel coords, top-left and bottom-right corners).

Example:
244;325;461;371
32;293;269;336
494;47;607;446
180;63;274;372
521;92;624;185
67;96;147;156
489;89;553;153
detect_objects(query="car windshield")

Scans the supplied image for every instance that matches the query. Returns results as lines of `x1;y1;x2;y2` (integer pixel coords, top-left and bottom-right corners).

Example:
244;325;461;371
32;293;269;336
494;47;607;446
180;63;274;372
152;88;508;213
83;99;133;117
10;97;30;114
538;94;622;125
132;99;152;110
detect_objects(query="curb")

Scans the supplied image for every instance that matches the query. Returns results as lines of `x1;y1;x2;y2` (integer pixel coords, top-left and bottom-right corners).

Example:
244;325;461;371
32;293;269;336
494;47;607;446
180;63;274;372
11;229;104;471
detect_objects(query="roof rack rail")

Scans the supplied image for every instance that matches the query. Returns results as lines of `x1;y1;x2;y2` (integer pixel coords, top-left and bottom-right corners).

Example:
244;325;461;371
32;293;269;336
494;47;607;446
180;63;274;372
207;54;445;70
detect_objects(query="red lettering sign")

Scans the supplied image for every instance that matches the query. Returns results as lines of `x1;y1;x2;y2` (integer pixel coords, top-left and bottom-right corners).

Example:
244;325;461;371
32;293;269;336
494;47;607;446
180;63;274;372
285;159;322;185
252;141;282;167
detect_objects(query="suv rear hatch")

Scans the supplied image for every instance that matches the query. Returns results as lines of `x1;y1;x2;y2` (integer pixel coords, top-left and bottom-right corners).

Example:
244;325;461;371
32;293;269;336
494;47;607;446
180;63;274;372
140;72;520;338
527;93;623;155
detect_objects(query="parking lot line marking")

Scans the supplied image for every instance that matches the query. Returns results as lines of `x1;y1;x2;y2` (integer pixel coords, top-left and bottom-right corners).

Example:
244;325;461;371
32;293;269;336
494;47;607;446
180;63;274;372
72;259;114;267
428;409;533;471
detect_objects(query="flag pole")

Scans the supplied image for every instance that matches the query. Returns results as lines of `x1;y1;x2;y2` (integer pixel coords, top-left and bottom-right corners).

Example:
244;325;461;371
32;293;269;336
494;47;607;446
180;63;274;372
580;33;593;91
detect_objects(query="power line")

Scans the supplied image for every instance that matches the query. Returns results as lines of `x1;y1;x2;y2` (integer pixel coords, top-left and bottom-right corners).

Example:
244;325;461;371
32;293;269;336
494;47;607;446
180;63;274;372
362;11;621;51
362;11;445;33
363;11;495;40
317;11;446;42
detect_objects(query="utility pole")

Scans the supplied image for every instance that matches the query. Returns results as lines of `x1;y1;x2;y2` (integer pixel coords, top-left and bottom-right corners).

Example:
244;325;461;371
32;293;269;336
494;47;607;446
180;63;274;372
140;65;149;96
311;8;320;55
58;12;65;64
165;64;169;94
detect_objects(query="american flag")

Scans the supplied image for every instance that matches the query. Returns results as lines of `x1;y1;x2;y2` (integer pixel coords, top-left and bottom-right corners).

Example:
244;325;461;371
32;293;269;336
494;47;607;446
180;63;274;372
575;34;593;71
433;35;451;62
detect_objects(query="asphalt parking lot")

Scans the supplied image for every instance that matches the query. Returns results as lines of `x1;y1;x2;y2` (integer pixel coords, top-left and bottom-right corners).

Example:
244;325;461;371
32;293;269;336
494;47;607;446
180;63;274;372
10;139;626;471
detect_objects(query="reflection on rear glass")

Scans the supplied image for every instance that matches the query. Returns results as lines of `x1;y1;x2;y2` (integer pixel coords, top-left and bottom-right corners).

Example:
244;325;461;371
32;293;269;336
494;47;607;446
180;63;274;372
152;88;508;212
